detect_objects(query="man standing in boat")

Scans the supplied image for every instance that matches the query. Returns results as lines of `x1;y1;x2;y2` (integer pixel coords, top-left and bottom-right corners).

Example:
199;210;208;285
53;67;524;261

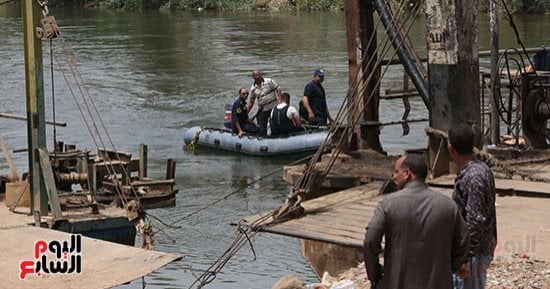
268;92;302;136
300;69;333;125
447;123;497;289
232;87;260;137
248;69;281;136
364;153;470;289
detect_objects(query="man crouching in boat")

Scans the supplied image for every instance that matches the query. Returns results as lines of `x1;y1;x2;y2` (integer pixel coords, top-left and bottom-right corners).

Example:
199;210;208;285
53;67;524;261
232;87;260;137
268;92;303;136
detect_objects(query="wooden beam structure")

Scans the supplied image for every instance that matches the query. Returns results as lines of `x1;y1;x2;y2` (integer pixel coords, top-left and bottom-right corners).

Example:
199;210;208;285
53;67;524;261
344;0;383;152
426;0;481;176
22;0;48;215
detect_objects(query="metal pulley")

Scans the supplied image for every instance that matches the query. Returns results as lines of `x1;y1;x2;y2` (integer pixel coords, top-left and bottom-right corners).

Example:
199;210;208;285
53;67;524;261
36;0;59;39
41;15;59;39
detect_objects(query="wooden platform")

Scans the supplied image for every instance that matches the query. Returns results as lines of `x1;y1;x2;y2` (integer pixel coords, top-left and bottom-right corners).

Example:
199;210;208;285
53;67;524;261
245;181;550;262
0;197;182;288
429;174;550;198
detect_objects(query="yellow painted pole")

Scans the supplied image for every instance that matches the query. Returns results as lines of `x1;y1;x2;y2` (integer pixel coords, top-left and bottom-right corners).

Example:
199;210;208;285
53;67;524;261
21;0;48;215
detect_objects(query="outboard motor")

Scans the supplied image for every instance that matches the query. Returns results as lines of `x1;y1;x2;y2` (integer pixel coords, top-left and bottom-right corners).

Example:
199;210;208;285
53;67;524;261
223;103;233;129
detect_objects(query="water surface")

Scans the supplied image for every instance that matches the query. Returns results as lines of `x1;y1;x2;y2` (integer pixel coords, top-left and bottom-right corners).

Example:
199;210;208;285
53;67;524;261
1;5;549;288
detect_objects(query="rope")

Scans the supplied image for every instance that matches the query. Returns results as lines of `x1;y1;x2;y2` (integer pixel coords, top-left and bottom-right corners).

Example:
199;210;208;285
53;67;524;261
501;0;535;70
41;4;147;229
50;39;58;152
177;154;312;288
184;2;424;288
168;154;313;227
185;127;203;151
290;0;422;203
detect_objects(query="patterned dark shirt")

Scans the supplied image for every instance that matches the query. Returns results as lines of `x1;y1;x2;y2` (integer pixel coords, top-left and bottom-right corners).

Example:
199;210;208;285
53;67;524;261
453;158;497;257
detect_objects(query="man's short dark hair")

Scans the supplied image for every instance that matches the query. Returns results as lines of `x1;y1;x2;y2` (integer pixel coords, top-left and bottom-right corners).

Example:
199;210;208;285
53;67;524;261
281;92;290;103
448;123;474;155
401;153;428;181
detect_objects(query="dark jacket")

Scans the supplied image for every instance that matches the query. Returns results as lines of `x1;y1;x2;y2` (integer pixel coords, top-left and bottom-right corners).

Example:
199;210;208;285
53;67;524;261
231;97;249;133
364;181;470;289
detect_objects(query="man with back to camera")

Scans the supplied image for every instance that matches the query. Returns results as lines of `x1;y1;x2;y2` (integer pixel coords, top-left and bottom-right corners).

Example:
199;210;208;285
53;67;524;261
300;69;333;125
248;69;281;136
269;92;302;136
448;123;497;289
231;87;260;138
364;153;470;289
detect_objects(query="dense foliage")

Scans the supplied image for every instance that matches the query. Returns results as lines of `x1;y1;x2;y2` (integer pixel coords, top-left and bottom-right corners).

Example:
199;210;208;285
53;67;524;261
48;0;550;13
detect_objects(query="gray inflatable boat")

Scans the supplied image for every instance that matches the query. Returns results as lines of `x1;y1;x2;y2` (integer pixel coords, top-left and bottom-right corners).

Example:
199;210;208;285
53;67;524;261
183;126;330;156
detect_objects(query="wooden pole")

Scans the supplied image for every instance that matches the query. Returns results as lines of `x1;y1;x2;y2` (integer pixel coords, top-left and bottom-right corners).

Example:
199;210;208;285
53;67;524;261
22;0;48;215
139;144;147;179
165;159;176;180
426;0;480;177
344;0;362;151
344;0;383;152
490;0;501;144
0;112;66;126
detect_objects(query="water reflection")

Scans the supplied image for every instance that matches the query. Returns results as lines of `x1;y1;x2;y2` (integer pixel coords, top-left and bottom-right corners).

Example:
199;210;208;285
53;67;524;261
2;4;550;288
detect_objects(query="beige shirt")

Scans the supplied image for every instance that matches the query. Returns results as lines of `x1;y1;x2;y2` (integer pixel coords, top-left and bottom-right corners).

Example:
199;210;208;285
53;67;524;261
250;77;279;111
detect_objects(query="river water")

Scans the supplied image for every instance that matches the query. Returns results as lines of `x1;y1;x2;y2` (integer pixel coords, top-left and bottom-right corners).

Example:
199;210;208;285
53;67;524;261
1;4;549;289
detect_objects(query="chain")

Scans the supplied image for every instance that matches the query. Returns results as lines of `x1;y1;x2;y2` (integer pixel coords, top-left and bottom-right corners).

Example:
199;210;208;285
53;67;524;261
0;0;16;6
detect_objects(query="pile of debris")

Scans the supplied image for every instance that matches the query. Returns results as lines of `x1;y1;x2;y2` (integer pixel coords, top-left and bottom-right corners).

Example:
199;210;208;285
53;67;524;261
273;253;549;289
486;254;550;289
332;254;549;289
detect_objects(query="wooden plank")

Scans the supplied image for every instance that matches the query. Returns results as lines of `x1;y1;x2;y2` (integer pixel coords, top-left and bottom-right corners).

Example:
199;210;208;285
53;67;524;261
284;216;368;234
430;175;550;197
38;149;63;220
262;223;363;248
304;211;375;227
275;221;363;239
0;226;181;289
0;134;19;181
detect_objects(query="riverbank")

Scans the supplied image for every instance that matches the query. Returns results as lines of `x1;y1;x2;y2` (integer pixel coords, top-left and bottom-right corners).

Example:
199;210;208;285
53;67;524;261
44;0;550;13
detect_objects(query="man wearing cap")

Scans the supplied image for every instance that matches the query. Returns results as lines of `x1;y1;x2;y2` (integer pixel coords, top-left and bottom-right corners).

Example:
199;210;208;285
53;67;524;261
248;69;281;136
300;69;333;126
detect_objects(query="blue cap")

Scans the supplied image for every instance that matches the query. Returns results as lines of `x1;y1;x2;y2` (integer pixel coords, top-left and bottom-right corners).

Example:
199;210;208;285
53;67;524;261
314;69;325;77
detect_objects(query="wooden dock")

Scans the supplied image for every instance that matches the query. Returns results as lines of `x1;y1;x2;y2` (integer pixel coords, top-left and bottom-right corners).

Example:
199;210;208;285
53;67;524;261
243;178;550;276
0;197;182;288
